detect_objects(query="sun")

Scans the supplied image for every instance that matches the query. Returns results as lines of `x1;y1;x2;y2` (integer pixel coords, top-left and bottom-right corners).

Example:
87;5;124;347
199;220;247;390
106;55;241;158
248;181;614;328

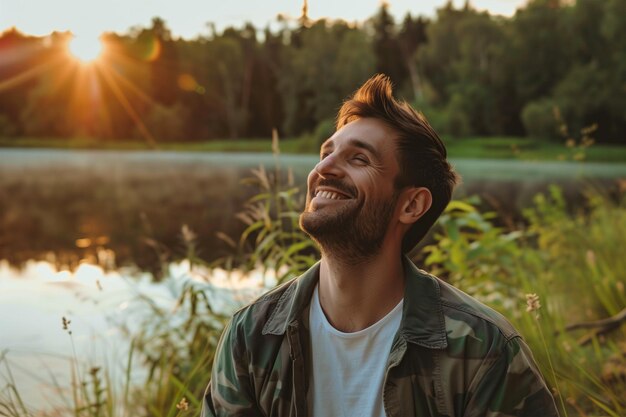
68;34;103;63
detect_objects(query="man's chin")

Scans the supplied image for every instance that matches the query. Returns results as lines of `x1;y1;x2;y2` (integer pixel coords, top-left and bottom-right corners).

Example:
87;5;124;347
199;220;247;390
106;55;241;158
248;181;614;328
299;211;346;240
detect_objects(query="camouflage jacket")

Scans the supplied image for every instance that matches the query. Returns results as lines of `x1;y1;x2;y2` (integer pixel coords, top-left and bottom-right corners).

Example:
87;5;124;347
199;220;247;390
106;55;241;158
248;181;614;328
202;258;559;417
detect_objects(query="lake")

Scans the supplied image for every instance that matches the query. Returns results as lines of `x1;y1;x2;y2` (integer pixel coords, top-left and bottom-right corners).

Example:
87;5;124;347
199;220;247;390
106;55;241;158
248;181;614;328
2;148;625;272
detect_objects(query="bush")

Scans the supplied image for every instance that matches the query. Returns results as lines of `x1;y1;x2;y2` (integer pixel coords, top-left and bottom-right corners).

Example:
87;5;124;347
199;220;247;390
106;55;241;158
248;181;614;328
521;98;559;140
312;118;336;147
414;103;448;137
443;93;472;137
136;102;190;142
423;187;626;416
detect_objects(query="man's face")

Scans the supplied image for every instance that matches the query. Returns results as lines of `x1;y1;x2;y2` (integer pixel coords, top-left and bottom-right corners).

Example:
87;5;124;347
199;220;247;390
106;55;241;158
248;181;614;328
299;118;402;261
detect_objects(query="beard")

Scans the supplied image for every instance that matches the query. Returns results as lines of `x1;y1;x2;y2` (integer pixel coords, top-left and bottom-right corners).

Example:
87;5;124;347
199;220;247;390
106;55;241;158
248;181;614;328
299;179;398;263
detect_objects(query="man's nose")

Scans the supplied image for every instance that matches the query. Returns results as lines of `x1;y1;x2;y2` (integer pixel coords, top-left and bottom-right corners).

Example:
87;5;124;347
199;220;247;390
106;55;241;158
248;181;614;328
314;154;344;178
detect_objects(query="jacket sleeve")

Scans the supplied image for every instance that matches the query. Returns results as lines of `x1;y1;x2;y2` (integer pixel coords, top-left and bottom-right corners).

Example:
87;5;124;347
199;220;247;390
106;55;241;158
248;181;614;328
463;336;560;417
201;317;261;417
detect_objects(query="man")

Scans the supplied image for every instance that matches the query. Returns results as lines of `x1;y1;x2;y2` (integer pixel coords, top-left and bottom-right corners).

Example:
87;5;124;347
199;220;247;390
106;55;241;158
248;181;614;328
202;74;559;417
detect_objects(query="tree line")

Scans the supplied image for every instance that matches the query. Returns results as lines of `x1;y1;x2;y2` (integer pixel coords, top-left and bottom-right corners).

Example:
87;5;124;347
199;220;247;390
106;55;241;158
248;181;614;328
0;0;624;144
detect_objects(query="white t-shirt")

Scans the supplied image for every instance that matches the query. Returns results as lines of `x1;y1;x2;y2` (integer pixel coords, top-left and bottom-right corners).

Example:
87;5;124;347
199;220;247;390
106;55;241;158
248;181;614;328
308;285;403;417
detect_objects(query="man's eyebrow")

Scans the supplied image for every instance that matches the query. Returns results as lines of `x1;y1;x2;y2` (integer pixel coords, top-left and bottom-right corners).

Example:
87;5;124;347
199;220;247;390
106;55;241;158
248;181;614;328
347;138;382;161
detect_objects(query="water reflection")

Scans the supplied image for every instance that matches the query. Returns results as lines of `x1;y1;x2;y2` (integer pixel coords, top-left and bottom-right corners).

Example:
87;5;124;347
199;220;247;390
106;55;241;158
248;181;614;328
0;258;275;410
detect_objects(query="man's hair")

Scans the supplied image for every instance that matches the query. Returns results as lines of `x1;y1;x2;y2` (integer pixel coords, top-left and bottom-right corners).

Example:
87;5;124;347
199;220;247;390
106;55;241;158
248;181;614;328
336;74;460;253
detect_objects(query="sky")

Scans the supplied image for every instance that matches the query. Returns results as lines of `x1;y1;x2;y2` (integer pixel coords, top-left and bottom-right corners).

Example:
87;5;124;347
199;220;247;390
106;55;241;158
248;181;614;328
1;0;527;41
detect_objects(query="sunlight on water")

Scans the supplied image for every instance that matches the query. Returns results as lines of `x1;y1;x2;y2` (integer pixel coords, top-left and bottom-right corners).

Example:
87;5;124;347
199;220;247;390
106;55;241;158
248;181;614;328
0;258;276;410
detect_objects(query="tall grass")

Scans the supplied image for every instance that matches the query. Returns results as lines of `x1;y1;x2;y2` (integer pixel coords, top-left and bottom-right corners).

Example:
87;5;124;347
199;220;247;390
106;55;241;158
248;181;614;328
0;229;227;417
424;186;626;416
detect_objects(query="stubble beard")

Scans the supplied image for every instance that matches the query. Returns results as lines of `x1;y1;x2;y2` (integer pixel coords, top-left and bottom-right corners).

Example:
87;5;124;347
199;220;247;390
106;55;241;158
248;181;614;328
299;192;398;263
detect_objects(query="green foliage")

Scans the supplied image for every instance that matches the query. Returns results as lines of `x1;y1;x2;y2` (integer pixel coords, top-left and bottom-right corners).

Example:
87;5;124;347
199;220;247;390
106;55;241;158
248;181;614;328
280;20;375;136
423;198;524;311
124;278;226;416
443;93;472;137
523;186;626;318
423;186;626;415
312;118;335;147
369;3;408;87
228;163;318;284
509;0;573;104
417;4;513;136
138;102;190;142
521;98;559;140
515;187;626;415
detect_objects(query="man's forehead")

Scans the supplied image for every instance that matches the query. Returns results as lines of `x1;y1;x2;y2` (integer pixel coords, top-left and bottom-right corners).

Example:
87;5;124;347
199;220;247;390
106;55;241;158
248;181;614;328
321;122;396;158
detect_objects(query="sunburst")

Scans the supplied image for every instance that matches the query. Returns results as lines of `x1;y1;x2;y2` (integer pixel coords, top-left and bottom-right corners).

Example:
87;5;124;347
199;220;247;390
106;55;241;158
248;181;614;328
68;34;103;63
1;29;163;147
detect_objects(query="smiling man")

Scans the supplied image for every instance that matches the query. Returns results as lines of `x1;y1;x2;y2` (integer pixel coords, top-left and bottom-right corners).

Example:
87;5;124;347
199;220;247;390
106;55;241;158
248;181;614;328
202;75;559;417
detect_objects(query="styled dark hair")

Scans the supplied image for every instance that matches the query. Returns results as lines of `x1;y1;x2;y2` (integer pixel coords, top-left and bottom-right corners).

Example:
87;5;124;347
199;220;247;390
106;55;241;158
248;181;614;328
336;74;460;253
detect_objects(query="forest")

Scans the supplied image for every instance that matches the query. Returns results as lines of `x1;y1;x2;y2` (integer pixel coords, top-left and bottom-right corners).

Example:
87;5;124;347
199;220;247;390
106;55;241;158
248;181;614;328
1;0;625;145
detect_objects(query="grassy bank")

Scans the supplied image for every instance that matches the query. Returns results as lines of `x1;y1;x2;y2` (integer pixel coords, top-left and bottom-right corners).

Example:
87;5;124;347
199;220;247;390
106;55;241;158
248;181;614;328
1;135;626;162
445;136;626;163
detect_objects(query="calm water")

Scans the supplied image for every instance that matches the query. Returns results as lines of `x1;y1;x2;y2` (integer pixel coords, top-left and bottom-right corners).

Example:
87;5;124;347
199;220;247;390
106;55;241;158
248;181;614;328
2;148;624;271
0;259;273;410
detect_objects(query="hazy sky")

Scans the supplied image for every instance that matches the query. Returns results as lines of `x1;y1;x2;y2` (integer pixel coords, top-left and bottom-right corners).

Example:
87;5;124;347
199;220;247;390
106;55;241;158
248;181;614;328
1;0;527;40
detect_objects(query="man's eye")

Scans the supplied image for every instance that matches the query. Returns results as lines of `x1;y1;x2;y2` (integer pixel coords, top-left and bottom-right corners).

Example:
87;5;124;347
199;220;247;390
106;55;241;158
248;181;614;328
320;152;330;160
353;155;369;164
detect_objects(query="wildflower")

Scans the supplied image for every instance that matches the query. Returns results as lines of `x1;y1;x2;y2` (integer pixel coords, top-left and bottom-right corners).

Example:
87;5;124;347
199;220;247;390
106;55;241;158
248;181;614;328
565;139;576;148
581;124;598;135
176;397;189;411
181;224;196;245
525;293;541;312
581;137;595;148
90;366;100;376
62;316;73;335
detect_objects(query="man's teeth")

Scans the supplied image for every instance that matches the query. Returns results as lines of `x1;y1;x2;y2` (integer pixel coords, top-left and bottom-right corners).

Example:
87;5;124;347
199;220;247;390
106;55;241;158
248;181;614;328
316;190;345;200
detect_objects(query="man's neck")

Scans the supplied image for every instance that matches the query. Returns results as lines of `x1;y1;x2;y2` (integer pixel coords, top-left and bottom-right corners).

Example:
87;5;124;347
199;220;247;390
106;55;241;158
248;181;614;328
317;247;405;333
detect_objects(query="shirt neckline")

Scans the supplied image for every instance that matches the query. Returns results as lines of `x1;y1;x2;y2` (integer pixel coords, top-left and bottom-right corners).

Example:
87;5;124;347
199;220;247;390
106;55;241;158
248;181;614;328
312;284;404;338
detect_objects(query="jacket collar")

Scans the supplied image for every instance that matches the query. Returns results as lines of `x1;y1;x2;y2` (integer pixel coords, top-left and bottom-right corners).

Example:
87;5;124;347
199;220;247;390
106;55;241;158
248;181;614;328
262;256;448;349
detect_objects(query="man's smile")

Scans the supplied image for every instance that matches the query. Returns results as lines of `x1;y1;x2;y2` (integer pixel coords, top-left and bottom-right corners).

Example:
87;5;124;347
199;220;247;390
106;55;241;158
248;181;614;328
310;186;355;208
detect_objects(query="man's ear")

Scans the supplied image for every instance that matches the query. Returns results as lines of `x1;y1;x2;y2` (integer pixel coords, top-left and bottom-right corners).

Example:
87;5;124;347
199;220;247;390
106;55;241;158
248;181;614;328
398;187;432;225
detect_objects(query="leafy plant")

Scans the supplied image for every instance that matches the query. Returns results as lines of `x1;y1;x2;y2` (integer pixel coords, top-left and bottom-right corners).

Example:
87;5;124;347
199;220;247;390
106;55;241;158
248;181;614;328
220;134;318;284
423;186;626;416
422;196;524;311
